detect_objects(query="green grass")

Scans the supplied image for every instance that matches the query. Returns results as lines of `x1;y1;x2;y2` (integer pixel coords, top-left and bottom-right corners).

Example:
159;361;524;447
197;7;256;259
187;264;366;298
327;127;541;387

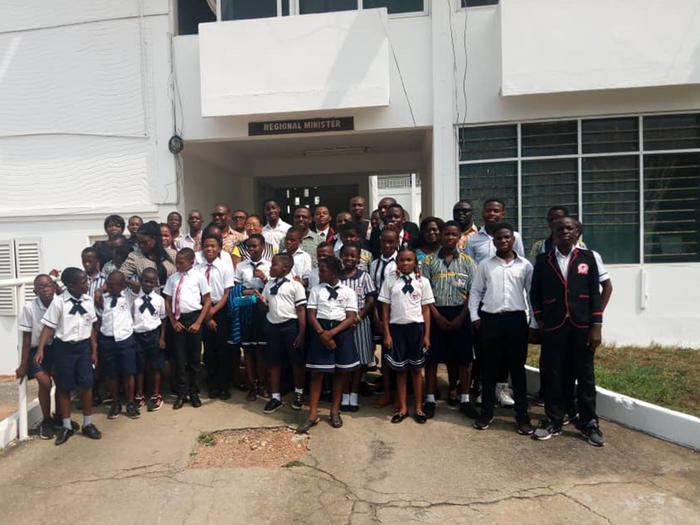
283;460;305;468
527;344;700;418
197;432;215;447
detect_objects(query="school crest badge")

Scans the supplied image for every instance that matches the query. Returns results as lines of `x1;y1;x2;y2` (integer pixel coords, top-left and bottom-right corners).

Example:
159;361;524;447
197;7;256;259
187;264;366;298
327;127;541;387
577;263;589;275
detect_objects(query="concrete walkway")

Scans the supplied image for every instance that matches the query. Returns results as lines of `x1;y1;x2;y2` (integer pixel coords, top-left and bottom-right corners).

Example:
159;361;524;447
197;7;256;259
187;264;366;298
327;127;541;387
1;392;698;524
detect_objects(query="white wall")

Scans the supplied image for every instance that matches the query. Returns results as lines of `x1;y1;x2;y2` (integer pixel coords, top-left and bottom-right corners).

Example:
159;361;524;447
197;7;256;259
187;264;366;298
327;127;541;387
500;0;700;96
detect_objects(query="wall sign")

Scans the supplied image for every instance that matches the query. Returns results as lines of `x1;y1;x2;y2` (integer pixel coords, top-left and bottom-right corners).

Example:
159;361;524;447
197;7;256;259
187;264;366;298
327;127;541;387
249;117;354;136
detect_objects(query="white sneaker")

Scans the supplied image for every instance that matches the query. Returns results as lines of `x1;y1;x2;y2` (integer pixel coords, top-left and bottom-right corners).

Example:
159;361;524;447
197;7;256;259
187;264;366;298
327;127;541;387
496;383;515;407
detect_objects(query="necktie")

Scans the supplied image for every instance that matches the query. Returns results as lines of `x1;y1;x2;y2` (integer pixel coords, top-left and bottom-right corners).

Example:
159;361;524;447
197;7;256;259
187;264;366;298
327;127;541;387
110;294;119;308
205;263;213;283
69;298;87;315
375;257;395;289
401;275;414;295
139;294;156;314
173;273;187;320
326;285;339;300
270;277;287;296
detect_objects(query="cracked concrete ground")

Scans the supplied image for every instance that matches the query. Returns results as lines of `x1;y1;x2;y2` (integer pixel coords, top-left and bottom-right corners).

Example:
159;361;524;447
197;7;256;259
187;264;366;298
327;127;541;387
1;393;698;524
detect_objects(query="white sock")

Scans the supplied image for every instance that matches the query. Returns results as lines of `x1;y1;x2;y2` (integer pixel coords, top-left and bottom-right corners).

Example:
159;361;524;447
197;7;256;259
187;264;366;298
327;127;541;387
63;418;72;430
342;393;350;405
460;394;469;403
82;415;91;427
272;393;281;401
349;393;358;406
425;394;436;403
294;387;303;395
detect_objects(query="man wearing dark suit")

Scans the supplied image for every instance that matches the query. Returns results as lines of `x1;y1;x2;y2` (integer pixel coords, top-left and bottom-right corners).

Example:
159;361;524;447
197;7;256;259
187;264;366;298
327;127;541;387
369;199;419;257
530;217;605;446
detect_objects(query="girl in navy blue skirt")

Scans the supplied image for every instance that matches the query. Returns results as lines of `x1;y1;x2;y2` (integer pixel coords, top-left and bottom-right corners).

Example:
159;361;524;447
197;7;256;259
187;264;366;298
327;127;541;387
298;257;358;433
378;248;434;424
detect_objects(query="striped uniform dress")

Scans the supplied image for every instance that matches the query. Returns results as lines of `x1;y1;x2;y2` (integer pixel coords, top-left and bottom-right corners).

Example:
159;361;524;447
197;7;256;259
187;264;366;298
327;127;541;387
235;240;276;262
340;269;376;365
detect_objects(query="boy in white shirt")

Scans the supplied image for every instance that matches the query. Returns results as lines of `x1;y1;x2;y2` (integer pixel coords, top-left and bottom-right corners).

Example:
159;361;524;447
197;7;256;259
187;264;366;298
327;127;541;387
131;268;167;411
196;233;235;400
283;226;312;288
164;248;211;409
95;271;139;420
37;267;102;445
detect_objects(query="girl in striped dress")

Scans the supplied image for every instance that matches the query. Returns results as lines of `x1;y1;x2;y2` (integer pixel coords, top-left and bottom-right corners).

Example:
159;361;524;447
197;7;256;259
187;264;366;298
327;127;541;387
339;243;376;412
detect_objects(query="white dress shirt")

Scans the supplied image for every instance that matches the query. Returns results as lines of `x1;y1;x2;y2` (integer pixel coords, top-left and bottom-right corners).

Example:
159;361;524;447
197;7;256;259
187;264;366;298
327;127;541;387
163;268;211;315
369;251;398;290
378;272;435;324
19;298;52;347
468;254;533;321
287;248;312;280
234;258;271;290
99;292;134;341
262;219;291;247
195;256;234;304
195;250;234;274
308;282;358;321
262;275;307;324
466;227;525;264
132;290;166;333
177;232;201;251
41;291;97;342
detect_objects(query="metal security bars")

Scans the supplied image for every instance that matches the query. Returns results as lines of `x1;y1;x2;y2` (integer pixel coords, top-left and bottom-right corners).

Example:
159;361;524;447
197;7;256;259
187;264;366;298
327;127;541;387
458;113;700;265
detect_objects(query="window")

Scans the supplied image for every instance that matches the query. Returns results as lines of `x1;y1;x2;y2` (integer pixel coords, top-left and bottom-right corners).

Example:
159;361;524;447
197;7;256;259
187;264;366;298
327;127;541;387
221;0;278;20
462;0;499;6
300;0;357;14
458;113;700;264
362;0;424;14
177;0;216;35
0;238;42;315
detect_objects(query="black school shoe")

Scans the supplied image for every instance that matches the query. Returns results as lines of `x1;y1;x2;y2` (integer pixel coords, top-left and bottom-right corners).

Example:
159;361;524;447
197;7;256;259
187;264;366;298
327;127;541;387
263;398;283;414
82;423;102;439
126;402;140;419
516;417;534;435
473;415;494;430
190;393;202;408
172;395;186;409
54;427;73;446
39;419;55;440
460;402;480;419
532;419;562;441
51;414;79;431
291;392;303;411
581;420;605;447
423;401;436;419
108;402;122;420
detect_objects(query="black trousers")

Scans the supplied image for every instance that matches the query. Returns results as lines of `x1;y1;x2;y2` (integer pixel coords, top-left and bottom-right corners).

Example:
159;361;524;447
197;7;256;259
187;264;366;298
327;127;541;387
172;311;202;395
541;322;597;425
202;307;233;393
480;311;529;419
472;306;509;393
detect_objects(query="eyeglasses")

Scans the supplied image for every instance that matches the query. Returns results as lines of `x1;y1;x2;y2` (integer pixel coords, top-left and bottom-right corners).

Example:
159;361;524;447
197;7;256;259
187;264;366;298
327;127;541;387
212;213;226;217
233;215;246;220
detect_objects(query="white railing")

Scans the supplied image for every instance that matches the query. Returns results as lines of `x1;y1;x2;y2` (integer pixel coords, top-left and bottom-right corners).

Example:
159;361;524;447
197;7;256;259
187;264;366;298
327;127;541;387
0;276;38;443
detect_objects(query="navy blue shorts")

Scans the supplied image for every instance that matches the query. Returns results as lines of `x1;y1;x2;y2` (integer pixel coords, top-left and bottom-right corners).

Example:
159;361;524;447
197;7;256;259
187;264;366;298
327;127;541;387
98;334;137;377
387;323;426;371
134;329;165;371
265;319;304;367
52;339;93;392
27;345;53;379
306;319;358;373
427;306;473;365
241;310;268;348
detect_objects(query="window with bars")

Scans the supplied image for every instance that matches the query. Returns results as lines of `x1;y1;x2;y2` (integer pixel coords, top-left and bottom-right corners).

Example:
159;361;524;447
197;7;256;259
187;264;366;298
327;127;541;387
216;0;424;19
462;0;499;6
458;113;700;265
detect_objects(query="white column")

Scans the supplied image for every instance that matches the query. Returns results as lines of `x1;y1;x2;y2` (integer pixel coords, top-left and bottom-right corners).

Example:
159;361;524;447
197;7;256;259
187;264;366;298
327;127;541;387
430;0;458;219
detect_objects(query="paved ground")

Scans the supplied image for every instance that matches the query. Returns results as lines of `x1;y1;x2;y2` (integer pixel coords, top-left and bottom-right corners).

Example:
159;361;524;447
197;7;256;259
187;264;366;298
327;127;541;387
0;377;37;420
1;390;698;524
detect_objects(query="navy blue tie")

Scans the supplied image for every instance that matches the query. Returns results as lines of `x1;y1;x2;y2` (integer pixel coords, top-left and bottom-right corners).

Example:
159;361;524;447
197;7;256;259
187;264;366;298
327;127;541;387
139;294;156;314
270;277;287;296
69;298;87;315
110;295;119;308
401;276;414;295
326;285;339;300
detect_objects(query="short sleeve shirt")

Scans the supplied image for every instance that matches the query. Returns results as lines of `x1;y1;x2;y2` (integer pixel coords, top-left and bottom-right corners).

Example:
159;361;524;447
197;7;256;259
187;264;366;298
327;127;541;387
41;291;97;342
378;273;434;324
308;283;358;321
262;276;307;324
234;259;271;290
99;292;134;341
195;257;234;303
132;291;166;333
163;269;211;314
19;298;52;347
421;250;477;307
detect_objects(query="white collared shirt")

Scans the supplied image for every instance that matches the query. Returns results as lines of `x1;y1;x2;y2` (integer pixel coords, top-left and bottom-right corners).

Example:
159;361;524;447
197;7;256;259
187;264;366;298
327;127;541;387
262;274;307;324
308;282;358;321
287;248;312;280
195;256;234;303
308;267;320;289
316;226;330;240
555;247;574;281
195;250;234;274
235;258;271;290
99;292;134;341
132;290;166;333
177;232;201;251
378;272;435;325
468;254;533;320
466;227;525;265
163;269;211;314
41;291;97;342
369;251;398;290
262;219;291;247
19;297;52;347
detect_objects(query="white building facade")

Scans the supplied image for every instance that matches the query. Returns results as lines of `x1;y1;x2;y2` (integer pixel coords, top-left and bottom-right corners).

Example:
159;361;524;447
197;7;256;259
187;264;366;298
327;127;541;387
1;0;699;372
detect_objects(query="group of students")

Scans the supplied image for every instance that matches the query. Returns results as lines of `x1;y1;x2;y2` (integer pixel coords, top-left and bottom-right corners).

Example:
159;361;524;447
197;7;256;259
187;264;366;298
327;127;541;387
16;194;610;448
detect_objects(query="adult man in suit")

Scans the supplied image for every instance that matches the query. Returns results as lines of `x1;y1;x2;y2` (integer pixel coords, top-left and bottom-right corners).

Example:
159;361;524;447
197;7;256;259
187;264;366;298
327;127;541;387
369;198;419;257
530;217;604;446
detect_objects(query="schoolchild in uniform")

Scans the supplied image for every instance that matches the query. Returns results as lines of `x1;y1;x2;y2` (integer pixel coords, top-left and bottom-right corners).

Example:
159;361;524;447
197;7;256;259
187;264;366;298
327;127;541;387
530;217;604;446
257;253;307;413
468;223;534;435
234;234;271;401
36;267;102;445
339;242;376;412
421;221;478;419
283;226;312;288
131;267;167;411
308;242;335;289
312;205;336;244
379;248;434;424
95;271;139;420
369;228;399;408
163;248;211;410
335;224;373;271
196;233;235;400
298;257;358;433
102;243;133;277
82;247;106;299
16;274;58;439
